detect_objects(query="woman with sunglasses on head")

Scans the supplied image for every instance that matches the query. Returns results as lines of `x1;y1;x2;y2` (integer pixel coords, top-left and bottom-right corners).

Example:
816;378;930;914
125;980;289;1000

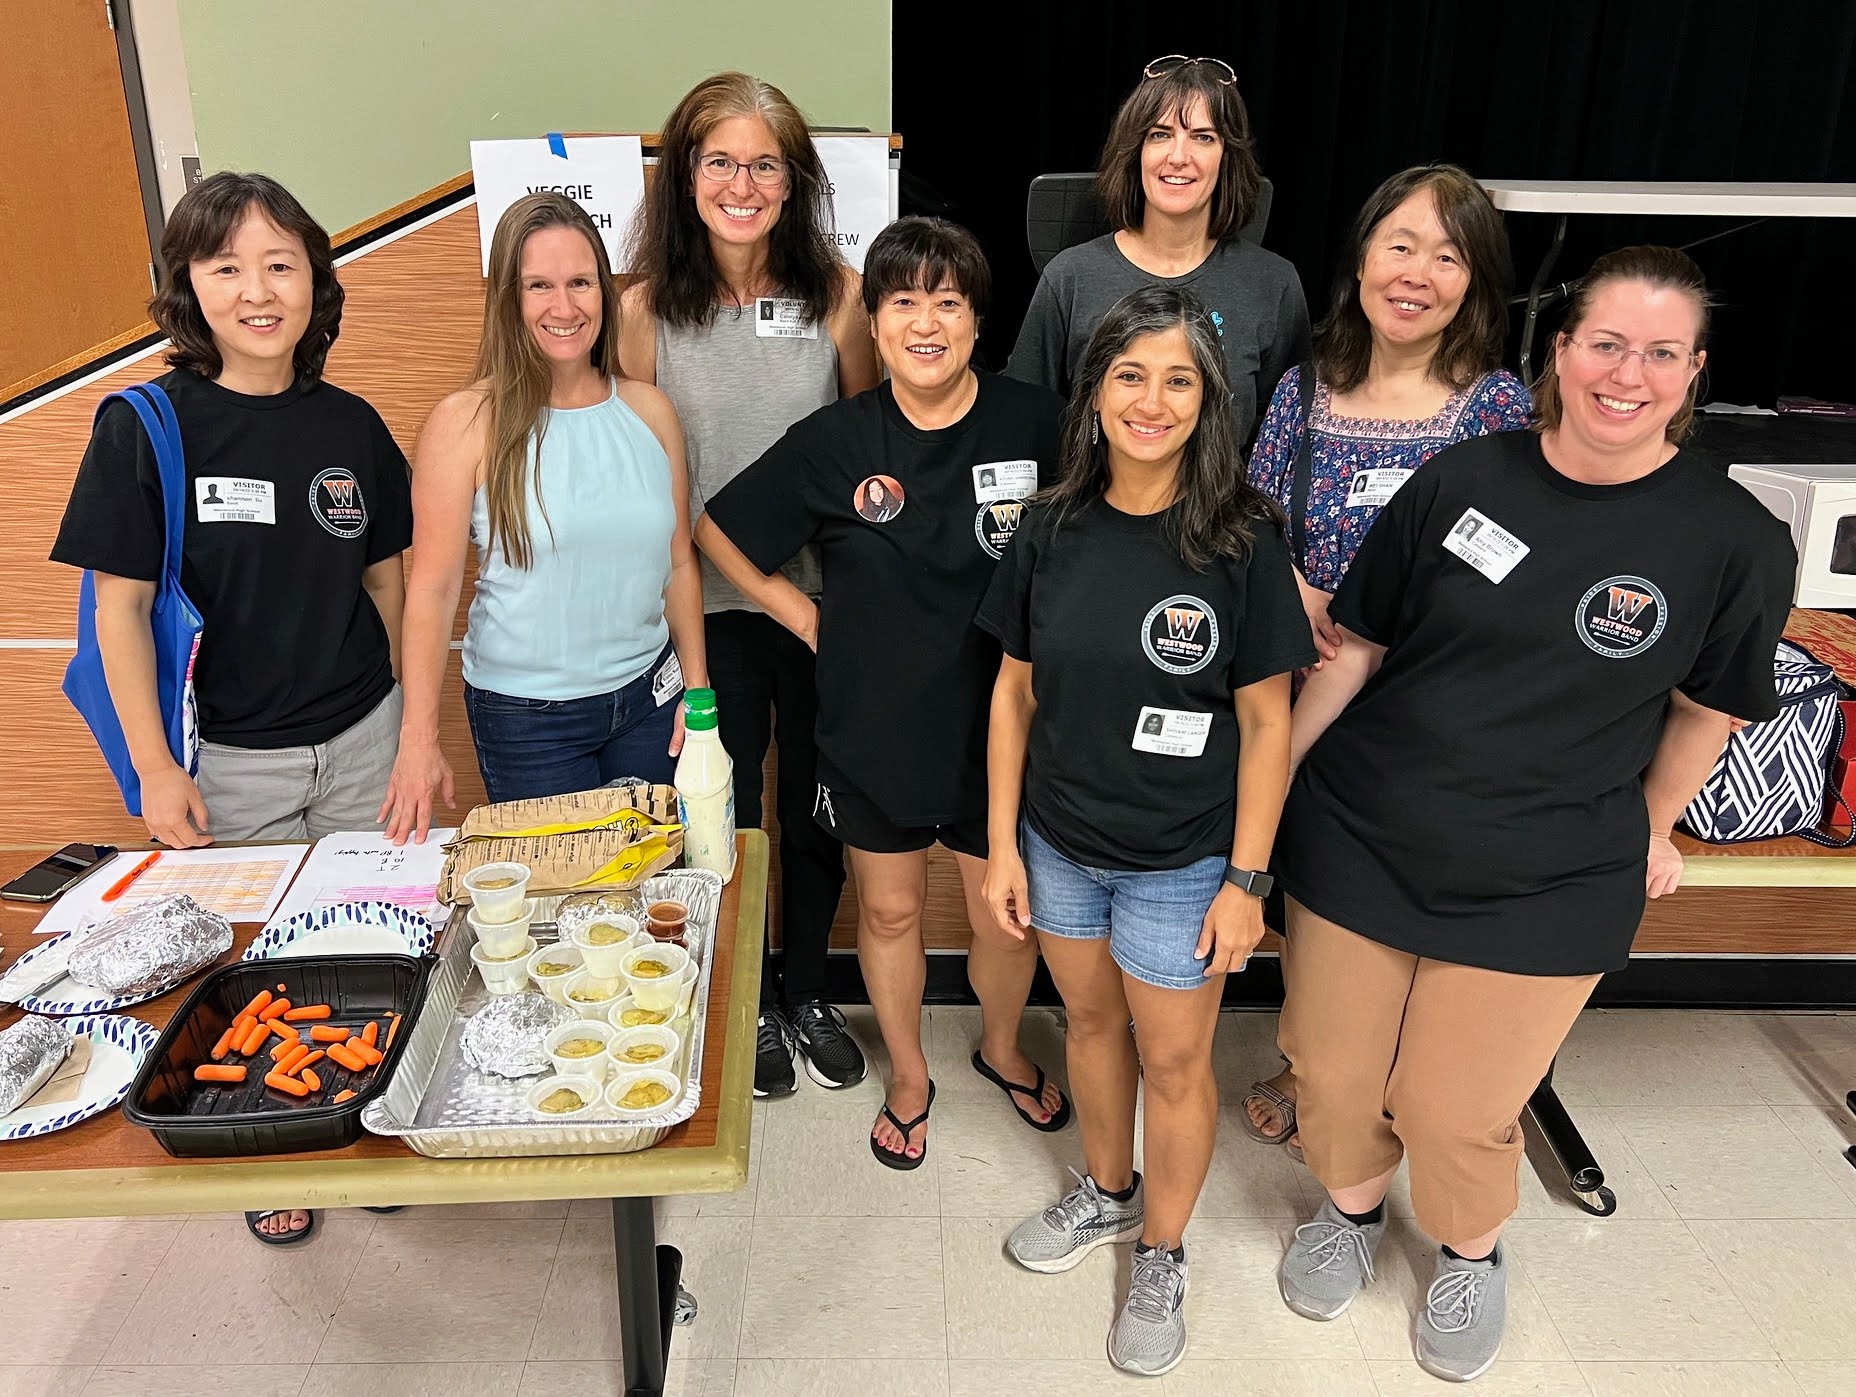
981;285;1311;1376
52;171;412;1247
378;192;706;835
1237;164;1530;1157
697;217;1072;1169
1271;247;1792;1383
620;72;879;1101
1007;54;1309;447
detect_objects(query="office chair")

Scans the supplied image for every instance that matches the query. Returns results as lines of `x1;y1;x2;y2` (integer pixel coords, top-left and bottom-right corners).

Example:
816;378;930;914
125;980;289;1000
1026;174;1274;272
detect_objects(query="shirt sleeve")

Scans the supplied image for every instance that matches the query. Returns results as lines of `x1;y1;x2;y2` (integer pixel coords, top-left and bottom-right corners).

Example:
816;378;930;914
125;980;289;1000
1228;518;1318;687
974;508;1042;660
1257;272;1313;418
701;416;827;574
1466;370;1535;436
48;396;165;581
1004;267;1072;398
365;410;414;565
1327;465;1437;647
1246;367;1304;510
1679;517;1797;722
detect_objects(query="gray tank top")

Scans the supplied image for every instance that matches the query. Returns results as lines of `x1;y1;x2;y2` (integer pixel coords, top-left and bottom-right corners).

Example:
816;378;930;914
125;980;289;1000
657;301;838;612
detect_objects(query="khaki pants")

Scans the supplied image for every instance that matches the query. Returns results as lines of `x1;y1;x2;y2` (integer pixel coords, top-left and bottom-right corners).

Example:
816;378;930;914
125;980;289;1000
1278;898;1600;1246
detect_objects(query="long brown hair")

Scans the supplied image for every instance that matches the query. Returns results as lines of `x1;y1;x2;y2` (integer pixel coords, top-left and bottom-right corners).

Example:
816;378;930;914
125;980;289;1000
1533;245;1714;443
1094;63;1262;241
631;71;843;329
1313;165;1513;393
153;171;343;385
475;193;624;570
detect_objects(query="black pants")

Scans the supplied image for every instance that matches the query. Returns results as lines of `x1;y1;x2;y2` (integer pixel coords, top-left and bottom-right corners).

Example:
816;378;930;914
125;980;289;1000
706;610;847;1008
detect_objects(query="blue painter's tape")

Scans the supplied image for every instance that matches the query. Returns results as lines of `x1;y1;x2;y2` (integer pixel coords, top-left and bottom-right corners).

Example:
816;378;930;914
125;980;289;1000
547;132;568;158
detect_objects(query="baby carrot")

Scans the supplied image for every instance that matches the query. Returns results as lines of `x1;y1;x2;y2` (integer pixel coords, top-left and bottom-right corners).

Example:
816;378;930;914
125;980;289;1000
332;1089;356;1103
326;1043;367;1072
193;1063;246;1082
210;1026;237;1061
309;1025;349;1043
283;1003;332;1022
258;998;291;1022
263;1070;309;1097
269;1039;293;1062
278;1044;312;1076
300;1067;322;1093
268;1021;300;1044
361;1021;379;1048
351;1041;384;1067
276;982;286;992
385;1012;402;1049
295;1049;325;1072
238;1020;270;1056
236;989;272;1020
230;1012;256;1041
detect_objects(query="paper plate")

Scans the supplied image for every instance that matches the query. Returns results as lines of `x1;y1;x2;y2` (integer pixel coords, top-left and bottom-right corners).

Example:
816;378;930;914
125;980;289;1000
0;1013;159;1141
243;901;435;961
6;933;200;1015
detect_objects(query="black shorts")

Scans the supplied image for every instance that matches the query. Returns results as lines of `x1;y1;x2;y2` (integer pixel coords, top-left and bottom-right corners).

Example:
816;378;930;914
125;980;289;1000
811;774;988;860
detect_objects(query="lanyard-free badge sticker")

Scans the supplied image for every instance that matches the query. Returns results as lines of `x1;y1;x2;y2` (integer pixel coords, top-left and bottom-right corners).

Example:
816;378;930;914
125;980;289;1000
1346;468;1414;509
855;475;905;523
975;500;1027;558
1141;594;1219;674
195;477;275;524
972;459;1037;502
1576;575;1667;658
1442;508;1528;583
1131;706;1212;757
310;468;369;539
755;297;818;339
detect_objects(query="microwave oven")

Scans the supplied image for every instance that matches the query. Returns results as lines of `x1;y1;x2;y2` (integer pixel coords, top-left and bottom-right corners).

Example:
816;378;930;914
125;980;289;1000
1729;463;1856;609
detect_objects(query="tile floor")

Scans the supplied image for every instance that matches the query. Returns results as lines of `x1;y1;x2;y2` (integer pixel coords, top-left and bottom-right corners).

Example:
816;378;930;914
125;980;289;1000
3;1005;1855;1395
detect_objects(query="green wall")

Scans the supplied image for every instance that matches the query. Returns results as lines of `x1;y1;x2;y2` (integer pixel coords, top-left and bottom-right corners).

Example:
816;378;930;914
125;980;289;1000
178;0;891;234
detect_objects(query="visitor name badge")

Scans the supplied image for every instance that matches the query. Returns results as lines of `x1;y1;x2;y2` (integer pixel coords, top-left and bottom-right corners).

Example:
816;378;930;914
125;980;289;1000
195;477;275;524
754;297;818;339
1131;706;1212;758
1442;508;1529;584
1345;468;1414;509
652;651;683;708
972;459;1038;503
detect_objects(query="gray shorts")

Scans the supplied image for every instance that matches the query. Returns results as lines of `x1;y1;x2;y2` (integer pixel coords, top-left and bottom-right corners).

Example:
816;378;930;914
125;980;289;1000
195;686;402;842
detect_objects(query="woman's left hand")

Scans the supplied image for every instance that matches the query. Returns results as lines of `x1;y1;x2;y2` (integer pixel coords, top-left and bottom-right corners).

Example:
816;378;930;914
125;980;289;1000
1195;884;1266;976
1646;831;1685;899
668;701;687;758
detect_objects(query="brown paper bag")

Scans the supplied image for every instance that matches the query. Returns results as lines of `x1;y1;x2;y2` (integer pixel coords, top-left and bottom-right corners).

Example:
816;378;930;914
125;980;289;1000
439;785;684;905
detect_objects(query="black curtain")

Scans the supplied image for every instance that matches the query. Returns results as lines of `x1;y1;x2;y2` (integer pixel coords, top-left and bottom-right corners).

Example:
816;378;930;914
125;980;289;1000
892;0;1856;409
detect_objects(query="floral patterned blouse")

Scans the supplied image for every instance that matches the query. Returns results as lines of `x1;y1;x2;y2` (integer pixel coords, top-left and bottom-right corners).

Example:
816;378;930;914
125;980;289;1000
1248;365;1532;591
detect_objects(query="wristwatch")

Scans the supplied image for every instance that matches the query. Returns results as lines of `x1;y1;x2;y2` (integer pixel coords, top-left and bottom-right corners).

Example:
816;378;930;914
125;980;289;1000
1224;864;1275;898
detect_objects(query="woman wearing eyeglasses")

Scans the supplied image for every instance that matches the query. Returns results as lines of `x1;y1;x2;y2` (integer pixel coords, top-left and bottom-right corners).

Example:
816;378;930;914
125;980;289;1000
620;72;879;1102
1271;247;1793;1383
1007;54;1309;447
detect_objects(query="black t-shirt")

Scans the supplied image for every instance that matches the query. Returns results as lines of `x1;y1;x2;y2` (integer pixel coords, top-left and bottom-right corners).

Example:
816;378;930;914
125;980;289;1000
1276;431;1796;976
50;369;413;748
704;372;1064;823
978;497;1314;869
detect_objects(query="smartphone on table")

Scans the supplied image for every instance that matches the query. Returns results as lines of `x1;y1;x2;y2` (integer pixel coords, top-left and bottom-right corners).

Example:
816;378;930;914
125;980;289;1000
0;844;119;903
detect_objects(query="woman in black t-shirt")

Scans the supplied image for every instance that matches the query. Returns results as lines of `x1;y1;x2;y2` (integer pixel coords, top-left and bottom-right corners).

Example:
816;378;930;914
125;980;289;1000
978;286;1312;1377
1272;248;1795;1384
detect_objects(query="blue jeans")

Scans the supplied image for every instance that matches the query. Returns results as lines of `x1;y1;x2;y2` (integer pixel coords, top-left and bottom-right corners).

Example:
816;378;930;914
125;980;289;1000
464;646;679;802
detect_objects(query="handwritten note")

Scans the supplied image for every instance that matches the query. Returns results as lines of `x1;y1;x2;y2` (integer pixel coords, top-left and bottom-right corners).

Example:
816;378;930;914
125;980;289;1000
262;830;456;932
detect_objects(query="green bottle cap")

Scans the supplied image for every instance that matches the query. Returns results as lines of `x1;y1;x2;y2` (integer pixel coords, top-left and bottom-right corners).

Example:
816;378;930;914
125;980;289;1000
683;686;719;730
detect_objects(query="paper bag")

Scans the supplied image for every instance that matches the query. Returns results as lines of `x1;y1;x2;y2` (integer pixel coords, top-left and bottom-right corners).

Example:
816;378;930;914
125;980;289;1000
439;784;683;904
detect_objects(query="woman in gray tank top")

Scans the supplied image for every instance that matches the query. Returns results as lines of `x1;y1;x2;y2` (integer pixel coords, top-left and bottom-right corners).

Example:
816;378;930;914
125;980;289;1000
621;72;878;1101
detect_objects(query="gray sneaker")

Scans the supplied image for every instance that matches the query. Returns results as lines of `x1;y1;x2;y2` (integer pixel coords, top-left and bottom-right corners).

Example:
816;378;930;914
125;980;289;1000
1108;1241;1188;1377
1005;1168;1143;1273
1415;1245;1506;1382
1279;1199;1385;1320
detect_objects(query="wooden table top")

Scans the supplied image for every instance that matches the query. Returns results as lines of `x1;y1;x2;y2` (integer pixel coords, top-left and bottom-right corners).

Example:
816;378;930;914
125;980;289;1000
0;832;766;1219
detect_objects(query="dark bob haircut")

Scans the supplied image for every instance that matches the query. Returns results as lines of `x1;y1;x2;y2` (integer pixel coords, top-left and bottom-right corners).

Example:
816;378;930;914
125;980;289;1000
1313;164;1514;394
152;171;343;385
1095;61;1262;241
860;216;991;318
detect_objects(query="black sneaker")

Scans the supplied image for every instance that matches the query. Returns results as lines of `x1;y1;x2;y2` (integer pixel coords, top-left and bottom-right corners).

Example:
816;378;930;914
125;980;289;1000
790;1001;867;1089
755;1008;798;1098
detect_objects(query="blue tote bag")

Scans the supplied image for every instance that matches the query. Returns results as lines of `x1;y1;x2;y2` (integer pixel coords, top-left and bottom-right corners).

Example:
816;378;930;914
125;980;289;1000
61;383;204;816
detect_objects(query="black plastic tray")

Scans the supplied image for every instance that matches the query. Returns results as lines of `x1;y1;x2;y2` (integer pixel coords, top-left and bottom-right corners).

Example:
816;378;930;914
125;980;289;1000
123;954;430;1157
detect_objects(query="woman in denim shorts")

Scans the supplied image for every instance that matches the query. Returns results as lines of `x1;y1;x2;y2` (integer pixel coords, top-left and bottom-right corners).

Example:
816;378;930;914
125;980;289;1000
976;285;1312;1376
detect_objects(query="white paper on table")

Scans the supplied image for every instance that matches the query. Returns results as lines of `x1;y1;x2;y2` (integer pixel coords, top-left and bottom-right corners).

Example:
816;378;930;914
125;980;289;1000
815;135;894;273
262;830;458;933
31;844;311;936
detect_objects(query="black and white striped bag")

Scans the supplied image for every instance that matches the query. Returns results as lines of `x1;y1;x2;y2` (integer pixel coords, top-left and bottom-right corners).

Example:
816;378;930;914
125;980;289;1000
1679;640;1856;847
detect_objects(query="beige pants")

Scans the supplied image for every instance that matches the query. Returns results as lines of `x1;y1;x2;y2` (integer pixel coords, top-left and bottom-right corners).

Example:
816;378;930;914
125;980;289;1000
1279;898;1600;1246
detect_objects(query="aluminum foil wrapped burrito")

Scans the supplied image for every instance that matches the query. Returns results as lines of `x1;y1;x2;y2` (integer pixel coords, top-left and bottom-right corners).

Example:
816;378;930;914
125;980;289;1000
461;992;576;1078
66;895;233;997
0;1015;74;1115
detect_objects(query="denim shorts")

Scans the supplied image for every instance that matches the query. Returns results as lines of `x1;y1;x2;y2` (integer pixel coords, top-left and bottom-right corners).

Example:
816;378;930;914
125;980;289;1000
1021;819;1226;991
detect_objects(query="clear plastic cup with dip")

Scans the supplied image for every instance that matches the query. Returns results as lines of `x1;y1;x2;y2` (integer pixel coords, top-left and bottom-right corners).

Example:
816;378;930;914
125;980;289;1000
468;900;535;958
544;1021;617;1082
671;959;699;1015
620;942;689;1013
526;1073;603;1120
604;1066;682;1119
562;969;627;1021
463;862;532;923
645;898;688;942
571;913;644;978
606;993;672;1032
471;935;537;994
608;1023;681;1073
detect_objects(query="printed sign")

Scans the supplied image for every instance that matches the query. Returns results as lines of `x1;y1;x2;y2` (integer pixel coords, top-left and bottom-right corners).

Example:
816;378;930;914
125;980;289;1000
470;135;646;276
814;136;893;273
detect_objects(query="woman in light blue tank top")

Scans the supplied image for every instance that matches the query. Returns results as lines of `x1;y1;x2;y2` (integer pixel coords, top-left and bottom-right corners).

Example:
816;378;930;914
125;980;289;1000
379;193;708;835
621;72;877;1099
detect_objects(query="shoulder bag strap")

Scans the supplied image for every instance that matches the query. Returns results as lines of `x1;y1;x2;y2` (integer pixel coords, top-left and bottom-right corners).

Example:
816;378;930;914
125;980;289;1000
116;383;187;581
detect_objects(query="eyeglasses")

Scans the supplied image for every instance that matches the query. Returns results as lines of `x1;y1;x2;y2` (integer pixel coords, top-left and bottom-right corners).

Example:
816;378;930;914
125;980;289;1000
695;154;787;188
1142;54;1238;86
1564;336;1698;378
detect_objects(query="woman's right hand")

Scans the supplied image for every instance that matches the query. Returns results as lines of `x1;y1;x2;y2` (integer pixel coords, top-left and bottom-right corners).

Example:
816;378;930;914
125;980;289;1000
140;764;213;848
982;848;1030;941
378;736;455;846
1297;574;1342;668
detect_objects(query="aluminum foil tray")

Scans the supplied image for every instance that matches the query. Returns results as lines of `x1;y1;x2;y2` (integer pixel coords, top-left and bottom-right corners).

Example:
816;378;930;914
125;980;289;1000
361;869;721;1157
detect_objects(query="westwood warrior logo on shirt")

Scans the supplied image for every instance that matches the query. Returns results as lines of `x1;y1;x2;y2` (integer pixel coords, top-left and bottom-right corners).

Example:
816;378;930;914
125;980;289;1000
975;500;1027;558
309;467;369;539
1575;574;1667;658
1141;593;1219;674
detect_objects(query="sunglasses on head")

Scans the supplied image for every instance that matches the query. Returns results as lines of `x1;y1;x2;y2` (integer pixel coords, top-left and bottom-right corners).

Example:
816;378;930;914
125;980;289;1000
1142;54;1238;86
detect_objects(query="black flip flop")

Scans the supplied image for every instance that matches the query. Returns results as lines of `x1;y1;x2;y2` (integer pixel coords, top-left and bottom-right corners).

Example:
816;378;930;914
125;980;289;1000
971;1049;1073;1133
362;1206;405;1214
245;1209;316;1246
870;1080;936;1171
